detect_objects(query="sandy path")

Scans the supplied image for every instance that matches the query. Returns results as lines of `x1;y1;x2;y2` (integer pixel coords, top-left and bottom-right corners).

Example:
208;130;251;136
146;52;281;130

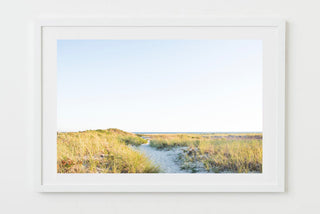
136;141;189;173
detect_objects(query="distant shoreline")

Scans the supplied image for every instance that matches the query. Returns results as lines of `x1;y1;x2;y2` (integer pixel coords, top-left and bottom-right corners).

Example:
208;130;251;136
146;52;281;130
57;129;262;134
134;132;262;134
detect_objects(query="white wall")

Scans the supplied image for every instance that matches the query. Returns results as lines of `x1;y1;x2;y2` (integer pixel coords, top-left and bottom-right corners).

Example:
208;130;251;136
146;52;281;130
0;0;319;213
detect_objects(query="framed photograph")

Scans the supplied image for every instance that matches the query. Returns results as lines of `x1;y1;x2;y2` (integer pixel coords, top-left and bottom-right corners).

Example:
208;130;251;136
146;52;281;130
34;18;285;192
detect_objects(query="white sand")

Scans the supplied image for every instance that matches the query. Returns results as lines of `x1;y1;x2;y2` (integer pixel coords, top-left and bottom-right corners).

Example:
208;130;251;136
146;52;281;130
136;141;189;173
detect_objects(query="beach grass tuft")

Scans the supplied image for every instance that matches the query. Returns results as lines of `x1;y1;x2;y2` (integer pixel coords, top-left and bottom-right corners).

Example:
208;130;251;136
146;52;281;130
147;133;262;173
57;129;159;173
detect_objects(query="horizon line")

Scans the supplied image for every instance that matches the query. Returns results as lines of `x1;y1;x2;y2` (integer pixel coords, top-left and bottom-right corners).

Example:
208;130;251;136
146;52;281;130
57;128;262;134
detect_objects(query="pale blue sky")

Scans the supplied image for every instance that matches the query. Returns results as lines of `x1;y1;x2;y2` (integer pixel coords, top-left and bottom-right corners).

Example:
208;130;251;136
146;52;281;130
57;40;262;132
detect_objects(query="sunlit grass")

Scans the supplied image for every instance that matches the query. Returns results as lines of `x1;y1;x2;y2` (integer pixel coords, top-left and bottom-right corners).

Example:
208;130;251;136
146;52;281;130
57;129;160;173
146;133;262;173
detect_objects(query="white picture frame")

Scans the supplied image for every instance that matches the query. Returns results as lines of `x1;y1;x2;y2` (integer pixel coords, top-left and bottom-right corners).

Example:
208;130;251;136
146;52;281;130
34;17;285;192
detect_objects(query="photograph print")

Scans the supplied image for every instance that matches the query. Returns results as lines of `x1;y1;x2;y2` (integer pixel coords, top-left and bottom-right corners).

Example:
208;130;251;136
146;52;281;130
57;39;263;174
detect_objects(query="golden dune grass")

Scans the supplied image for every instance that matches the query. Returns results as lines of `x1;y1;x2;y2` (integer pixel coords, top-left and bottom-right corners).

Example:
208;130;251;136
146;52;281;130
148;133;262;173
57;129;160;173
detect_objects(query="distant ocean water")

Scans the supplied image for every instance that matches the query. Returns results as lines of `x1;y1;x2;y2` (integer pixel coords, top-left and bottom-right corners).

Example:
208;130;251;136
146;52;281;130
57;129;262;134
133;132;262;134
